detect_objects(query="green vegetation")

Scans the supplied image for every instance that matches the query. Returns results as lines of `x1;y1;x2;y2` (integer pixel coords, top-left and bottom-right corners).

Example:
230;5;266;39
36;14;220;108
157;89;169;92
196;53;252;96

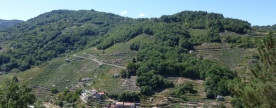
204;64;236;98
129;42;236;97
0;9;133;72
0;10;252;73
0;19;23;30
169;82;196;98
108;92;140;102
0;76;36;108
53;88;83;107
229;32;276;108
51;87;58;94
0;9;274;107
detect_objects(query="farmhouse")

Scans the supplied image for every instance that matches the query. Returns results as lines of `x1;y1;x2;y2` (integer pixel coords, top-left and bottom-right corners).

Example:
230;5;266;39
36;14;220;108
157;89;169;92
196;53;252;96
89;89;97;95
81;77;90;82
96;91;105;99
189;50;194;54
216;95;224;101
113;73;120;78
65;59;71;62
81;89;106;103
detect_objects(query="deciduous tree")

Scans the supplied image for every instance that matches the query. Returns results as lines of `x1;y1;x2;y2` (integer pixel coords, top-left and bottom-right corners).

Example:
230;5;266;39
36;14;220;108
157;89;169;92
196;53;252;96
0;76;36;108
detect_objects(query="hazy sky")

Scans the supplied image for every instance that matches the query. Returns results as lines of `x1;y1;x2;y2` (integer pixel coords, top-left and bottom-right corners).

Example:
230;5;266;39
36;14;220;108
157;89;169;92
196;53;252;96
0;0;275;26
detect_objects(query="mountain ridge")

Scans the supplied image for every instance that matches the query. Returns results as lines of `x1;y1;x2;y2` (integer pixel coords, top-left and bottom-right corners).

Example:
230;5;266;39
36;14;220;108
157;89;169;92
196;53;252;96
0;19;24;30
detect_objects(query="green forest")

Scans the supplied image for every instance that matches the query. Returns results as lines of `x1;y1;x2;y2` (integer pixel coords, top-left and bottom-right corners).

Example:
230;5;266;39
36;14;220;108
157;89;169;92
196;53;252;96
0;9;275;107
0;19;23;30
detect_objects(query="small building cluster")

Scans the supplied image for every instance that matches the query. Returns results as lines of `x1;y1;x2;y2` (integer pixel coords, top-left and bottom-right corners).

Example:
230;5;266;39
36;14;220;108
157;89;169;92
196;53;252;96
65;59;71;63
216;95;224;101
113;73;120;78
113;59;122;65
81;89;105;102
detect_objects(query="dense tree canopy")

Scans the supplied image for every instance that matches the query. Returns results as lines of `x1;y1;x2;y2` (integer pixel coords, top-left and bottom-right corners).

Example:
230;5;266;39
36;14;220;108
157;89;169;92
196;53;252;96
160;11;251;33
108;92;140;102
0;10;133;72
129;38;236;96
0;76;36;108
204;64;236;98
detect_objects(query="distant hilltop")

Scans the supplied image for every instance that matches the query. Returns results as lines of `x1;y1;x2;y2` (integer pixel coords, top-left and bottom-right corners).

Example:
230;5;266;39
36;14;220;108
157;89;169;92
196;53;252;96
0;19;24;30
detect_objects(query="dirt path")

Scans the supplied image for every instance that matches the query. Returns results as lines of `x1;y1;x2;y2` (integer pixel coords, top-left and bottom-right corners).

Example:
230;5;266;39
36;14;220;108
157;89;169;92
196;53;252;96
73;54;126;69
43;102;59;108
176;77;204;85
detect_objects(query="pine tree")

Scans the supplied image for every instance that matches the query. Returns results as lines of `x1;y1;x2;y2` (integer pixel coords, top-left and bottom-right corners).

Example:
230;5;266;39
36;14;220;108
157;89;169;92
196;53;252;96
229;32;276;108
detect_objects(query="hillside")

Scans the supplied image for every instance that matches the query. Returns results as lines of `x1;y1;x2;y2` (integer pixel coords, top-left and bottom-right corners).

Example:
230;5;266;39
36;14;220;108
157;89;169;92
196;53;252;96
0;9;267;107
0;10;253;72
0;19;23;30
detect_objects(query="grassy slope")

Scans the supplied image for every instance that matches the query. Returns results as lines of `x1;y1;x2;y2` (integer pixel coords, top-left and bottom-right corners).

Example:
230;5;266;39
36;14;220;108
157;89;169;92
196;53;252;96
78;34;153;93
189;29;257;70
0;34;153;98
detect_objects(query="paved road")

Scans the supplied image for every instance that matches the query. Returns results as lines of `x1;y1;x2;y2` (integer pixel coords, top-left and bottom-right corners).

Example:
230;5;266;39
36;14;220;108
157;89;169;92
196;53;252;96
73;54;126;69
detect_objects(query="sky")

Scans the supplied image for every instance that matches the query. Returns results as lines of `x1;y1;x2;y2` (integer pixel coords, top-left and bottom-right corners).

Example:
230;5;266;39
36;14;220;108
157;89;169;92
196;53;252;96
0;0;275;26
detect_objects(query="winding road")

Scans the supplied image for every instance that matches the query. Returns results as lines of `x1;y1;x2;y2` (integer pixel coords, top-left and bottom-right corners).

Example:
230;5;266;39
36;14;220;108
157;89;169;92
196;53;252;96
73;54;126;69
